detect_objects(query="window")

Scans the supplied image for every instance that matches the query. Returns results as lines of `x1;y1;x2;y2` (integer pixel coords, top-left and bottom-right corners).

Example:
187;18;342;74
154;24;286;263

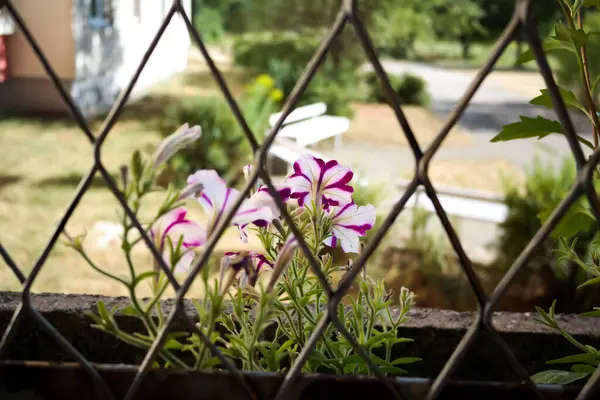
89;0;114;28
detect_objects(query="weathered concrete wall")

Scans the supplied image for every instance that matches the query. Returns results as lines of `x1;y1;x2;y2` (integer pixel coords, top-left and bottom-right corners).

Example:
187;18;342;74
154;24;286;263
1;291;599;382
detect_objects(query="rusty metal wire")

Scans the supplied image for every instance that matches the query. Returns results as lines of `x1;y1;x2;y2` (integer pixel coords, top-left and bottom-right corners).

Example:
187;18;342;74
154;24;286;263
1;0;599;399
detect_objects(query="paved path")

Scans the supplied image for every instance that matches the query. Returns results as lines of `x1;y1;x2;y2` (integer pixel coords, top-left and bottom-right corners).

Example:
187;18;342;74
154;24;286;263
320;61;596;262
364;60;593;170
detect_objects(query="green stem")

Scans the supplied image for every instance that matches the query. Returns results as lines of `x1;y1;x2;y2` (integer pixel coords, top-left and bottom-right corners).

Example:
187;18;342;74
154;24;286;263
79;249;129;286
116;329;189;369
556;324;591;354
194;297;222;370
128;285;158;334
576;9;600;148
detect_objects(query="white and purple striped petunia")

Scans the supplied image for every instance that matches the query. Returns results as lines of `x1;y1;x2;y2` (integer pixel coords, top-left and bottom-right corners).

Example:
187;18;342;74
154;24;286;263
236;185;292;241
324;202;376;253
183;170;281;239
150;207;206;273
286;155;354;210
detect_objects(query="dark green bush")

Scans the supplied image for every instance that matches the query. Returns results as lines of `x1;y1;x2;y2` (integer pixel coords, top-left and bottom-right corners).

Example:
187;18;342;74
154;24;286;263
492;155;596;280
155;77;282;183
233;30;362;117
364;72;430;106
157;96;250;183
233;31;322;74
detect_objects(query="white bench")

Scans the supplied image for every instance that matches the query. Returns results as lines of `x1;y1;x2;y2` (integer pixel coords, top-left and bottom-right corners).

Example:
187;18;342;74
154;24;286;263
268;102;350;151
267;137;329;176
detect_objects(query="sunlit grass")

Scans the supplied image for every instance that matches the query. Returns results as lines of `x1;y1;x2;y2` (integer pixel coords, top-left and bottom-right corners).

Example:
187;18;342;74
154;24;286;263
0;59;253;296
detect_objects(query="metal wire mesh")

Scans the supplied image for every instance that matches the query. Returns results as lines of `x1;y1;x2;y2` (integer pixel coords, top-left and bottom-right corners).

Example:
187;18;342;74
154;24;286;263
0;0;599;399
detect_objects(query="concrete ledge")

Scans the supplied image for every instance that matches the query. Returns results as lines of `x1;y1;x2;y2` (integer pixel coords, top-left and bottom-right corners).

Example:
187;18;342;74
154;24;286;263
1;291;599;382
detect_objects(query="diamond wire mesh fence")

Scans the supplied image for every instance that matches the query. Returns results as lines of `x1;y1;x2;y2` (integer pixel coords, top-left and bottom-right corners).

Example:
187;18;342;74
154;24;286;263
0;0;599;399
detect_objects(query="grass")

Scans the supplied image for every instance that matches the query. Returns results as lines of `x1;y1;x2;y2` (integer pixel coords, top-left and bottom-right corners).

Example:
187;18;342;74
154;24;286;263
411;39;561;71
0;59;254;297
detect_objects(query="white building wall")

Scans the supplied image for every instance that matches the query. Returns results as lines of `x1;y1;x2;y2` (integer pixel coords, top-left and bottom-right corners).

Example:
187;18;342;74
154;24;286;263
71;0;192;117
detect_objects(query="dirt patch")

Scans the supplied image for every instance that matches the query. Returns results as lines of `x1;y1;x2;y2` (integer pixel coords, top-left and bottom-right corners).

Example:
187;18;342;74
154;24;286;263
346;103;473;148
402;158;525;194
460;69;546;100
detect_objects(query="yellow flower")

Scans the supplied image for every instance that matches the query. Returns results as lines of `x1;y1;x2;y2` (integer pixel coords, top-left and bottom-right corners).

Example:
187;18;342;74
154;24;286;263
255;74;275;89
270;88;284;102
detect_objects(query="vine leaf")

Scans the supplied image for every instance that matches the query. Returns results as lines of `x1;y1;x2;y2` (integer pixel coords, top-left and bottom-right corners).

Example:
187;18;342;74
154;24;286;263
491;116;563;142
538;197;595;239
516;39;574;65
531;370;590;385
529;87;589;116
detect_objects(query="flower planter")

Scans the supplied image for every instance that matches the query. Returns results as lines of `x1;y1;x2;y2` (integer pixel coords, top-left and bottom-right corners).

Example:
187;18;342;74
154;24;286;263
1;292;599;399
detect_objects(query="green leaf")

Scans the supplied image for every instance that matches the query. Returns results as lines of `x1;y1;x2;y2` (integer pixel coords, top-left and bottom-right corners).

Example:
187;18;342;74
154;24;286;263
531;369;589;384
203;357;222;368
133;271;159;287
276;339;296;355
120;305;139;317
491;116;563;143
538;198;596;240
580;308;600;318
571;364;597;373
592;74;600;96
578;276;600;290
516;39;575;65
378;366;408;374
391;357;422;365
550;299;557;320
364;332;396;348
164;339;185;350
529;88;589;115
131;150;143;182
547;353;599;365
535;306;554;327
342;354;366;366
84;311;103;325
553;24;590;50
97;301;113;328
587;345;599;354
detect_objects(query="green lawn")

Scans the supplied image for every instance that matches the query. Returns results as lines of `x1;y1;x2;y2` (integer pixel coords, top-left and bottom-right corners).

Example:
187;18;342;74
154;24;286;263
412;40;554;71
0;61;255;297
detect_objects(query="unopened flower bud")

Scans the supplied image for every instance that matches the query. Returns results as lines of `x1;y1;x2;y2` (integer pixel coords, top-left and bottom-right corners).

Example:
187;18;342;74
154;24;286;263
243;164;253;183
267;236;298;292
178;181;204;201
152;123;202;167
63;230;87;253
398;286;415;311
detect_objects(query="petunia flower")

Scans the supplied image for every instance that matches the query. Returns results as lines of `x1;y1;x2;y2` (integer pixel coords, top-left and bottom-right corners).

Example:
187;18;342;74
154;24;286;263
150;207;206;273
219;251;273;295
183;170;279;237
152;123;202;167
324;202;376;253
237;185;292;242
286;155;354;210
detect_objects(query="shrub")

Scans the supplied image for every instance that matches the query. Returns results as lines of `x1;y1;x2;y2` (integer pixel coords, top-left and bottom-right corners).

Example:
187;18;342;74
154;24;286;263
232;30;322;74
156;96;249;183
364;72;430;106
492;155;597;283
155;76;282;183
233;31;360;117
193;7;225;43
